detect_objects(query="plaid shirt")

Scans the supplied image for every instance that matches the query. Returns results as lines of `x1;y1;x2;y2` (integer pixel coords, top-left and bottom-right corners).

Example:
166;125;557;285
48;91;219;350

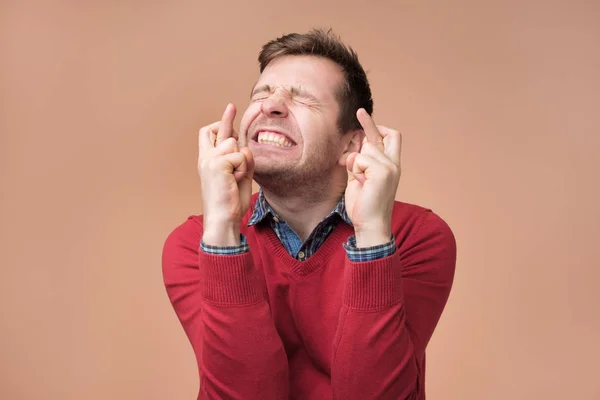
201;189;396;262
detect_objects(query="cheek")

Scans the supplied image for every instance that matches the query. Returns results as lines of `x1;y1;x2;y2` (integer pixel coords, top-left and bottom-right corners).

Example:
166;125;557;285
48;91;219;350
300;118;338;145
293;109;324;135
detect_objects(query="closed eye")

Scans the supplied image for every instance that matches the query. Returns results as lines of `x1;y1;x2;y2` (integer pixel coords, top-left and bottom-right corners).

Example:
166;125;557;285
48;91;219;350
252;94;269;101
250;84;271;101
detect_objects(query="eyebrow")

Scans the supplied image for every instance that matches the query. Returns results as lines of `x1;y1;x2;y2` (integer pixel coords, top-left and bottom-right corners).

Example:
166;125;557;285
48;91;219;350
250;84;270;98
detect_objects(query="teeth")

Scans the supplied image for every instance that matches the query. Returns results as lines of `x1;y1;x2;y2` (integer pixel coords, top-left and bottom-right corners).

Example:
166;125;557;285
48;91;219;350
257;131;294;147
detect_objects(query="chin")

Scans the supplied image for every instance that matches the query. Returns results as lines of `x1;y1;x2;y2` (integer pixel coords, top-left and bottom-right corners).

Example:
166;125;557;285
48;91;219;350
253;158;298;178
253;159;285;175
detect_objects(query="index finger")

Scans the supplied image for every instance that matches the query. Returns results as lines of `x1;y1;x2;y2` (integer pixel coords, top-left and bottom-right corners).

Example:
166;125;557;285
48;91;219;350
216;103;236;146
356;108;382;143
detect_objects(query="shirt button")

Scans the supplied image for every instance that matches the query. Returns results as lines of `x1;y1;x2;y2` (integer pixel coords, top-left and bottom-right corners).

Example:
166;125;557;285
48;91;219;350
297;251;305;260
272;216;280;223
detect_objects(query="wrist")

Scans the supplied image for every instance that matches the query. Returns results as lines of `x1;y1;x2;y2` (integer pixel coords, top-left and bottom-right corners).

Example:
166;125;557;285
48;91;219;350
203;219;241;247
354;224;391;248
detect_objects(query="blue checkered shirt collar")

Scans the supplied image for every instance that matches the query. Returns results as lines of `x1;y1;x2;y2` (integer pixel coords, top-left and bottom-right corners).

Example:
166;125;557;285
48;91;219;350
247;189;353;227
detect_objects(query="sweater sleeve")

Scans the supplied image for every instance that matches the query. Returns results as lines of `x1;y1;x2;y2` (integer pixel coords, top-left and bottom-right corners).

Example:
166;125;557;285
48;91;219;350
161;218;289;400
331;210;457;399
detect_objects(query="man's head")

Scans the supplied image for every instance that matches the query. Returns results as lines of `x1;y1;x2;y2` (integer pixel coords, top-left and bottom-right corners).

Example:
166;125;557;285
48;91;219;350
239;29;373;195
257;29;373;133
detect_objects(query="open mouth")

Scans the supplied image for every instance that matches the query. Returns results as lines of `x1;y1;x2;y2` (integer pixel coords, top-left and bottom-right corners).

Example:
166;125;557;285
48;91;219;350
252;130;296;148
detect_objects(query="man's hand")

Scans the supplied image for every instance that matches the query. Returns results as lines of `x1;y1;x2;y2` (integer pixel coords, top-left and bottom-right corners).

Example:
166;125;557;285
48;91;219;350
198;103;254;246
345;108;402;248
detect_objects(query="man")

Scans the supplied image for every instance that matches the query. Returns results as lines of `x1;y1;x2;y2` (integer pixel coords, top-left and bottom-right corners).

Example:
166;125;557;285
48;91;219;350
162;29;456;400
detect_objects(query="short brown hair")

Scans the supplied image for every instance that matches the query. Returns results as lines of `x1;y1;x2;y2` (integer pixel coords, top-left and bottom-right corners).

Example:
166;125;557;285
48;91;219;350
258;28;373;133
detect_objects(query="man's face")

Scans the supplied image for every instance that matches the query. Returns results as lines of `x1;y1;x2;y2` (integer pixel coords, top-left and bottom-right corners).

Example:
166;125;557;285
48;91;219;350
239;55;349;187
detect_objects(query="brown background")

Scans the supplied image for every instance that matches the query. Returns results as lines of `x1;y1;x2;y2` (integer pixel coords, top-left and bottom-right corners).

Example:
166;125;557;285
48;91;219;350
1;1;599;399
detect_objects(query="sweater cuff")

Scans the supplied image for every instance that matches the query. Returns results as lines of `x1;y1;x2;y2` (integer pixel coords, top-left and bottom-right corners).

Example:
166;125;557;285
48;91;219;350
199;251;262;306
343;253;404;310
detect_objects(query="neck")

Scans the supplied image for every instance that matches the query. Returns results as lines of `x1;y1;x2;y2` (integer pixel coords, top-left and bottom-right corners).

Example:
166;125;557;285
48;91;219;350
259;172;347;241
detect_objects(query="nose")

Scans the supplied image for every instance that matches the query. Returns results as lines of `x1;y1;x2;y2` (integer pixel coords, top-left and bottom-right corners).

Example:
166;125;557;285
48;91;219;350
261;94;288;118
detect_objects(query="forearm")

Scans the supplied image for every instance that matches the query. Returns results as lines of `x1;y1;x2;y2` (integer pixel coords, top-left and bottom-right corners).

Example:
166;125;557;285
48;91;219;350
331;254;420;400
199;250;289;399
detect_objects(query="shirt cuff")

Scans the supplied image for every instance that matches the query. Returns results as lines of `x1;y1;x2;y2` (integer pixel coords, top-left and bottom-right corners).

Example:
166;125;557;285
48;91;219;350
200;234;249;255
343;235;396;262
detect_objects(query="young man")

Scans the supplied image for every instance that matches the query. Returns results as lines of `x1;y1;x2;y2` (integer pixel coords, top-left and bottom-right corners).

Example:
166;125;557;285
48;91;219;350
162;29;457;400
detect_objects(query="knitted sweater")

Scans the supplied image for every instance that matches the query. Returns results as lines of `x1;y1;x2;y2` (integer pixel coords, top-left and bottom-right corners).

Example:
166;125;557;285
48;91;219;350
162;193;457;399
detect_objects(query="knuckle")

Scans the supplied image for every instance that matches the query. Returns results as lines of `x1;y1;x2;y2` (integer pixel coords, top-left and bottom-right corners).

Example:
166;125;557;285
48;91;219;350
206;158;221;172
200;121;219;134
199;157;218;171
198;158;210;171
381;162;397;176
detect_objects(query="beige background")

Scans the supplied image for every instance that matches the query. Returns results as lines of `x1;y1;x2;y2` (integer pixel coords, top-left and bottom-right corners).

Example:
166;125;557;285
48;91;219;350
1;1;599;399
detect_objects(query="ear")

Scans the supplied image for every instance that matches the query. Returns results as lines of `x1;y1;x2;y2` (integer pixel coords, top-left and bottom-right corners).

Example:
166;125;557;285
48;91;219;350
338;129;365;166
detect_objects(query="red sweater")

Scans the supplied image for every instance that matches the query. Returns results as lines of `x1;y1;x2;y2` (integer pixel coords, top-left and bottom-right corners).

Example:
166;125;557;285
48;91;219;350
162;194;456;399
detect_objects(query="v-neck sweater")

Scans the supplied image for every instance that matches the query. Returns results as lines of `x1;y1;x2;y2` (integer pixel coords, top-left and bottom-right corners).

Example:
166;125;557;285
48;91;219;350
162;194;457;400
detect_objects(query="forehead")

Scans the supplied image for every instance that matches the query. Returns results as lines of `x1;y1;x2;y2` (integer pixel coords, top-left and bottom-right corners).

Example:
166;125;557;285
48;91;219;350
256;55;344;99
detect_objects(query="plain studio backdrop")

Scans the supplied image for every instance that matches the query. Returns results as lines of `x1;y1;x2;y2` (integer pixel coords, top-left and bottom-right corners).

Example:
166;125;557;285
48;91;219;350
1;1;599;399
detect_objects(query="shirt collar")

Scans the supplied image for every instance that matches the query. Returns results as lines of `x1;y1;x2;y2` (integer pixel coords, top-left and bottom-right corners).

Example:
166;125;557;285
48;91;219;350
247;188;353;226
